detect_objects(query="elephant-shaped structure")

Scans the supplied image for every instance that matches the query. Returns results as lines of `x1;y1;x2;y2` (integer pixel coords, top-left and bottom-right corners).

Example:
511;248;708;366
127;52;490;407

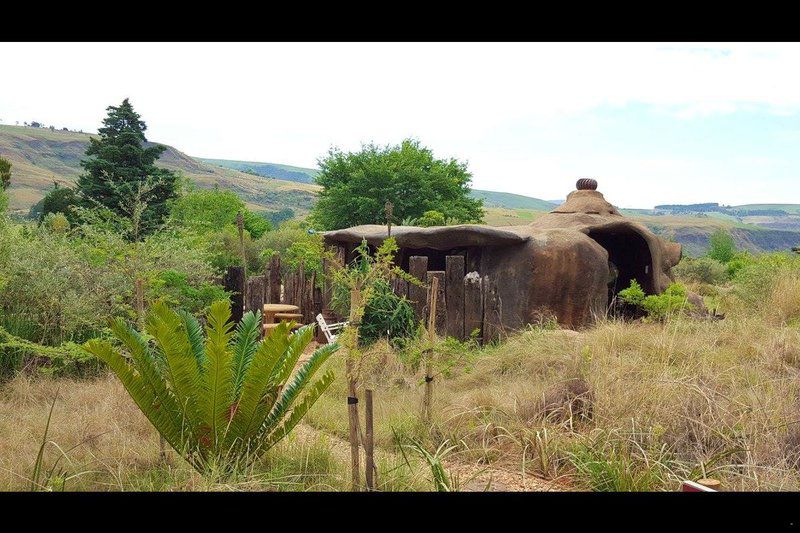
322;179;682;330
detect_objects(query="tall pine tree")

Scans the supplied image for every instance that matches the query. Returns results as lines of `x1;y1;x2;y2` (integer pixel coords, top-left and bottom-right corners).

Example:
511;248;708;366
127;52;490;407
76;98;178;237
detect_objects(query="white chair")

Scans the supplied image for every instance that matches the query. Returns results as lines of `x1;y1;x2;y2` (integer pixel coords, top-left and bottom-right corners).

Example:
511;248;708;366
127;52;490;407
316;313;349;344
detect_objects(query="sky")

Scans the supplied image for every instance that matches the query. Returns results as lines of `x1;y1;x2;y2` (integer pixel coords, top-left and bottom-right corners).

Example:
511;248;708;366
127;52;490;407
2;42;800;208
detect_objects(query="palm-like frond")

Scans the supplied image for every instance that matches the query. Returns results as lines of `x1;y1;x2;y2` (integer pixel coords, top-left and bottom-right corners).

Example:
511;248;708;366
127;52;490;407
226;321;292;446
108;318;184;439
260;341;339;440
83;299;337;476
231;310;262;400
82;339;186;455
146;302;204;432
200;301;236;448
178;309;206;368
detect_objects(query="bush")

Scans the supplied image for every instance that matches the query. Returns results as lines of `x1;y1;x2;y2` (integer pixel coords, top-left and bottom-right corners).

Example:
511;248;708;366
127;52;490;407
673;256;728;285
731;252;800;323
170;188;272;240
618;279;645;307
417;210;446;227
31;184;80;224
708;228;736;263
641;283;692;320
82;301;338;476
150;270;229;315
358;280;416;348
618;280;693;320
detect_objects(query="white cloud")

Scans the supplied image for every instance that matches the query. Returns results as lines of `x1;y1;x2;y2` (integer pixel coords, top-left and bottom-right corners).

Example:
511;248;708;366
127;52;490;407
2;42;800;206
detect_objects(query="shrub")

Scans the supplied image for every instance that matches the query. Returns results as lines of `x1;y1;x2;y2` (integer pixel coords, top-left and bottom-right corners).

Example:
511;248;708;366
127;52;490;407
150;270;229;315
417;210;446;227
42;212;71;234
81;301;338;476
708;228;736;263
673;256;728;285
618;280;693;320
618;279;645;307
642;283;692;320
358;280;416;348
725;251;752;278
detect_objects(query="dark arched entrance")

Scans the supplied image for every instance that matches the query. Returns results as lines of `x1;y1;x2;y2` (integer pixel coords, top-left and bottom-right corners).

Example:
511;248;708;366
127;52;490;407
586;225;656;309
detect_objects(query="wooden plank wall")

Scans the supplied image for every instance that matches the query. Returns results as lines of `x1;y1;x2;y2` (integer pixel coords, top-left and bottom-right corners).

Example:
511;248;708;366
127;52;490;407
225;247;500;345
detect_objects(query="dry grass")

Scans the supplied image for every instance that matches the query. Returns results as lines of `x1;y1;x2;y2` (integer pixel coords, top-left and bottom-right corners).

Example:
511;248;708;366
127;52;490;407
3;280;800;491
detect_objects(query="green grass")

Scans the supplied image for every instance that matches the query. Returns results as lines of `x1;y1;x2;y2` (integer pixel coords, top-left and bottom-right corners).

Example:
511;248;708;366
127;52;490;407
734;204;800;215
469;190;555;211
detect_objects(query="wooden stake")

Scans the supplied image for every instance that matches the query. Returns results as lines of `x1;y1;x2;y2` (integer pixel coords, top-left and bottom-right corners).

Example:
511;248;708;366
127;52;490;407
268;253;281;304
408;256;428;322
236;211;247;310
365;388;376;491
347;287;363;492
423;276;439;425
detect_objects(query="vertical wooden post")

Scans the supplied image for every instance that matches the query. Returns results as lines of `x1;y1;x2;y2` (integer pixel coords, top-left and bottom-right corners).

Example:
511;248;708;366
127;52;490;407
223;266;245;324
246;275;265;316
365;388;376;491
464;272;484;343
408;256;428;322
445;256;465;340
236;211;247;309
422;276;439;425
426;271;446;334
347;287;363;492
482;275;501;344
322;255;333;311
268;253;281;304
392;276;409;300
304;270;316;324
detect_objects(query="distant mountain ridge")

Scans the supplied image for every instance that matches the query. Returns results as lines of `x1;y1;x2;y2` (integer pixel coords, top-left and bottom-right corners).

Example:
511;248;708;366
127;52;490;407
0;125;319;217
200;157;558;211
2;124;798;254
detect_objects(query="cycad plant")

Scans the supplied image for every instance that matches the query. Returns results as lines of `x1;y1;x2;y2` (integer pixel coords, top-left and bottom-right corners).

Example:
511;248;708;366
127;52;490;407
82;300;337;475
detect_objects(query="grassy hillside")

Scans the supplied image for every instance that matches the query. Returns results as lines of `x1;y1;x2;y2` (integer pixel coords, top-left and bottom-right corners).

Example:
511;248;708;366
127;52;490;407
198;158;319;184
201;157;558;212
469;189;555;210
734;204;800;214
0;125;319;217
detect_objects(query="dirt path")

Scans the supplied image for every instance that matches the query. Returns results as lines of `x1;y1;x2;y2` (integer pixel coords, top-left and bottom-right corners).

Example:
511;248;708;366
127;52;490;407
296;342;571;491
295;422;568;491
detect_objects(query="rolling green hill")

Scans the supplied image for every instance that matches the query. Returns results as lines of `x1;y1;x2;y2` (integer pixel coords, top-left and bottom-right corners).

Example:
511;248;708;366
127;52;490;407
468;190;556;210
0;125;319;217
3;124;798;254
198;158;319;184
733;204;800;215
200;157;558;211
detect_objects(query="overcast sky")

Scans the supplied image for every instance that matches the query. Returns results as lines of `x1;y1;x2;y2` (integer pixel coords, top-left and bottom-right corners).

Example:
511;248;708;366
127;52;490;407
2;42;800;208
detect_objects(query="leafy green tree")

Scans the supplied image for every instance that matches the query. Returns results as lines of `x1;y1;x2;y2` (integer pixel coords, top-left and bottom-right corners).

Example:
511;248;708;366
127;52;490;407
32;183;80;223
311;139;484;230
708;229;736;263
76;99;179;237
82;301;337;475
170;188;271;238
0;156;11;190
417;210;446;227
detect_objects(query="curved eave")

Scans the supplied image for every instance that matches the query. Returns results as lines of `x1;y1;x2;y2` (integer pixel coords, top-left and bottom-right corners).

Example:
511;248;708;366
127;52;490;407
322;224;529;250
